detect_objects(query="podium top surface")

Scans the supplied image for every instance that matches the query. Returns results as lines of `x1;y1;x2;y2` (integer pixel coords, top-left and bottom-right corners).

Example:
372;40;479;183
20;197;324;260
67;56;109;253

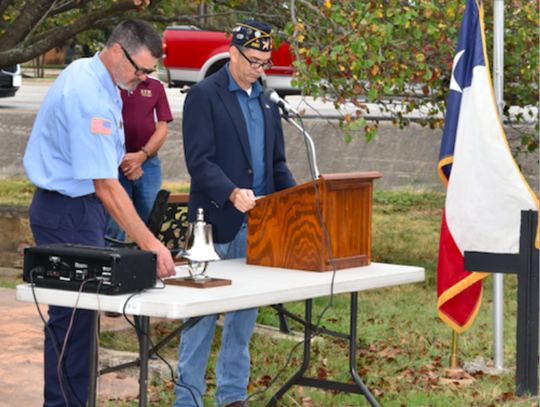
16;260;424;319
252;171;383;206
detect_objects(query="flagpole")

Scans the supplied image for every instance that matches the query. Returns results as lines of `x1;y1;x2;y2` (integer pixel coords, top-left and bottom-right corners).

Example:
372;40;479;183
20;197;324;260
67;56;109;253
492;0;505;370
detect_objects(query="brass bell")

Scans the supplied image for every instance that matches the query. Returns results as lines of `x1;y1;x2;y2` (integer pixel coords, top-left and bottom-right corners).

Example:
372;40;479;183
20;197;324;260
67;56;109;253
180;208;221;280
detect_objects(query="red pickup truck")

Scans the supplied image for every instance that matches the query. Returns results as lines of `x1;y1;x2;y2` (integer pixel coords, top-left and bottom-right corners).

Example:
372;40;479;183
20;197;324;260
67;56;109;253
159;26;299;96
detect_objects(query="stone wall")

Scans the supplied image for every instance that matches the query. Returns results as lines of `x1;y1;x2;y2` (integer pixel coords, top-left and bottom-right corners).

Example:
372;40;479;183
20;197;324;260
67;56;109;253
159;117;539;192
1;111;538;192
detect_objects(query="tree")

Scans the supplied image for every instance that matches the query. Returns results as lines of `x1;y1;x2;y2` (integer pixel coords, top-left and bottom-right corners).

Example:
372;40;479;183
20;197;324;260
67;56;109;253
0;0;217;69
0;0;280;69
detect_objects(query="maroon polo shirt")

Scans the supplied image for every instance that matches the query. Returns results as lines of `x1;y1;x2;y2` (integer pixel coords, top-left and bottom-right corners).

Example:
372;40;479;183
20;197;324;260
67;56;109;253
120;77;173;153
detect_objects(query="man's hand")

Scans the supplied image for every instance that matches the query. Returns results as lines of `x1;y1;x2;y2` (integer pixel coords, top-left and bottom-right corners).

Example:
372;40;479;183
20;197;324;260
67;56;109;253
229;188;256;213
145;238;176;278
127;167;144;181
120;151;146;180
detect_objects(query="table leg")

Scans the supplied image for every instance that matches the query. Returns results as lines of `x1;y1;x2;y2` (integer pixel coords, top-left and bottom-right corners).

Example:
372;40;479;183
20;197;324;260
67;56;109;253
266;299;313;407
266;294;381;407
138;316;150;407
87;310;99;407
349;292;380;407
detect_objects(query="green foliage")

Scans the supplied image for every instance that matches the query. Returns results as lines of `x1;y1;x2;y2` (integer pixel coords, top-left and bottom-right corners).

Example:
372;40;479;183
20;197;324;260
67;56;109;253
283;0;458;141
277;0;538;160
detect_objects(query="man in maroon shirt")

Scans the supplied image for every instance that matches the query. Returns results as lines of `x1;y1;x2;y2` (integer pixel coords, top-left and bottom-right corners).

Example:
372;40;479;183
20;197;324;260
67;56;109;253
105;76;173;242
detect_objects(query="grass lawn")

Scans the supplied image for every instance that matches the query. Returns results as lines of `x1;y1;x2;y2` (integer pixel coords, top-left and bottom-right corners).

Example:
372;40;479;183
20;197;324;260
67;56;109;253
1;180;535;407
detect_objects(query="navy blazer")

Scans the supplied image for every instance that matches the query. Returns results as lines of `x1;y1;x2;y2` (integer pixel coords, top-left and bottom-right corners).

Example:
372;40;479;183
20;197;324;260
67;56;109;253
183;66;296;243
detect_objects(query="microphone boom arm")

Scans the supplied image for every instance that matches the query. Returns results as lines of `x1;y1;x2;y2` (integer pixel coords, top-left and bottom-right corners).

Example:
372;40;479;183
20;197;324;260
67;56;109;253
281;112;321;179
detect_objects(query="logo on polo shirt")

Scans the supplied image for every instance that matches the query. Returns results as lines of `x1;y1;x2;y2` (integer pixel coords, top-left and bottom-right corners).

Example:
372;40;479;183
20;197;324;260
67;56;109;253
141;89;152;98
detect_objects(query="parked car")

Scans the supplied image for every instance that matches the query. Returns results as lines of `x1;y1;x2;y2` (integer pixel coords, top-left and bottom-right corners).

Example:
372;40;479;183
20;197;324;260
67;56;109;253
0;65;22;98
159;26;299;96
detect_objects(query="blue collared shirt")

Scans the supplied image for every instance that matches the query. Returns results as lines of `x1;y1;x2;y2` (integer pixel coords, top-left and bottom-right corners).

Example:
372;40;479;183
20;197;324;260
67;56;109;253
24;53;125;197
225;64;267;196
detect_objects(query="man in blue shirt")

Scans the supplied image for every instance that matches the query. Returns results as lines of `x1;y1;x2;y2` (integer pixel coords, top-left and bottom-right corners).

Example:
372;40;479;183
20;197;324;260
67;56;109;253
23;20;175;407
174;21;296;407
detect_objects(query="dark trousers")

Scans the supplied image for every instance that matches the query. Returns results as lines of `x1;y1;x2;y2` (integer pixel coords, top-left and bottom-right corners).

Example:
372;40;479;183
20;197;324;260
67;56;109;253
29;189;106;407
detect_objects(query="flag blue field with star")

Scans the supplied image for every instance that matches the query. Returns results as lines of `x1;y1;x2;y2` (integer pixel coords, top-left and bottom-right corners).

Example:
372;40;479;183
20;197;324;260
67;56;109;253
438;0;484;186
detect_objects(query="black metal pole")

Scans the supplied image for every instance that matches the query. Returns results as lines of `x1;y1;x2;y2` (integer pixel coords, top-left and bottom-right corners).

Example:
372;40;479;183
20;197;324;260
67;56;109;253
266;299;313;407
138;316;150;407
87;310;99;407
349;292;381;407
515;211;539;396
464;210;539;396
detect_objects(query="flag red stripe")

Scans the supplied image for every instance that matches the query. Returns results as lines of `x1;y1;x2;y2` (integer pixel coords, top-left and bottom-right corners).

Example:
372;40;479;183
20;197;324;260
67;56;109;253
437;210;483;328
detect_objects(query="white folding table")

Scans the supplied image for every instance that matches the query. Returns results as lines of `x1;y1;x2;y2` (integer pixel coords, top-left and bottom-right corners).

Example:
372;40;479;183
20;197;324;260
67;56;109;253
16;259;424;406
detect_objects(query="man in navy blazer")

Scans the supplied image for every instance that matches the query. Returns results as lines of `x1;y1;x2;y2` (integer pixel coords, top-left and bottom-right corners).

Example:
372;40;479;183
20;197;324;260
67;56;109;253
173;21;296;407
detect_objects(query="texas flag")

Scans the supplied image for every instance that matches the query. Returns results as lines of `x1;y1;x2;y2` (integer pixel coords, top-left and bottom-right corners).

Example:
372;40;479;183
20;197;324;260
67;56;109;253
437;0;538;332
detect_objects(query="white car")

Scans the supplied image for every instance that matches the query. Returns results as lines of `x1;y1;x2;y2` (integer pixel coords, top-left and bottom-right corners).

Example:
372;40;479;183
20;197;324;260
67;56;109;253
0;65;22;98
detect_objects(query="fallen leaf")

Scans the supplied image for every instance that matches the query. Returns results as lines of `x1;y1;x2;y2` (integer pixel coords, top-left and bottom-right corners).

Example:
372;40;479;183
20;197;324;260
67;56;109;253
317;367;328;380
257;375;272;386
301;396;314;407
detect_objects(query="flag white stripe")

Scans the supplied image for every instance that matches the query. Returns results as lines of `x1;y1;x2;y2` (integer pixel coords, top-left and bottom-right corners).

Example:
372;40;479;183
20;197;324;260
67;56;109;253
446;66;537;254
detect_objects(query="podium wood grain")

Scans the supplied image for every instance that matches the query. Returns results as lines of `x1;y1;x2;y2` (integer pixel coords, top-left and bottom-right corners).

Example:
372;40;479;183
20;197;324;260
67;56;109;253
247;172;382;272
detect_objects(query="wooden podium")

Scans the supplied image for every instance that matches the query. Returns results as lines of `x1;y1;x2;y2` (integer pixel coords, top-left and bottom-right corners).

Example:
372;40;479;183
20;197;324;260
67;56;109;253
247;171;382;272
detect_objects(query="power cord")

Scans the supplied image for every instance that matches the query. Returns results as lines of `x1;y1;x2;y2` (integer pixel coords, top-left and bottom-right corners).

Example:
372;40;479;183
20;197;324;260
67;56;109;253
29;267;86;407
121;288;202;407
57;278;99;406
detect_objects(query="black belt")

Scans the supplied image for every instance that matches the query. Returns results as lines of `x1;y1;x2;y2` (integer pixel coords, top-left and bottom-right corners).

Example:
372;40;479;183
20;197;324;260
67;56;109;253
36;187;100;202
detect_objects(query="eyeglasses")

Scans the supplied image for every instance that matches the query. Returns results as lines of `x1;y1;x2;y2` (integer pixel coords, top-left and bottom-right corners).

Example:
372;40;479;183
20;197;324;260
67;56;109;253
236;47;273;70
121;45;155;76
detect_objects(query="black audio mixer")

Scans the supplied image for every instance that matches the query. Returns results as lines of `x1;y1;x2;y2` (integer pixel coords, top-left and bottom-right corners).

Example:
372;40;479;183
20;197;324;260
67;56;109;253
23;243;157;295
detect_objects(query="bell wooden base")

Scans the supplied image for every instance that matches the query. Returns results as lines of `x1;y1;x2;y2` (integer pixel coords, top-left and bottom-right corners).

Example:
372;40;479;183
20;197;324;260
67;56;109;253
167;277;232;289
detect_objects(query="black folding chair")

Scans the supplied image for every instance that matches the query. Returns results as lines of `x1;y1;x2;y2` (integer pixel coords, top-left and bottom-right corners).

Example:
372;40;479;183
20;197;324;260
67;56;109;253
104;189;171;247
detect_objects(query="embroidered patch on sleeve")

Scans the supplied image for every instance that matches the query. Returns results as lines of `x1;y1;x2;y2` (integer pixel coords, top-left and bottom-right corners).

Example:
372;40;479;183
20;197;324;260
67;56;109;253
91;118;112;135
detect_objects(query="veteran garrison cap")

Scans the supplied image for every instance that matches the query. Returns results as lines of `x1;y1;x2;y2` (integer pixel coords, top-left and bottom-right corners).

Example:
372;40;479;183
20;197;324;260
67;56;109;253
231;21;273;52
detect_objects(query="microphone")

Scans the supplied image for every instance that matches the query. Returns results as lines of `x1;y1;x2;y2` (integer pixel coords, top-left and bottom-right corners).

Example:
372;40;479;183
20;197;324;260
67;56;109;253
263;88;299;116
